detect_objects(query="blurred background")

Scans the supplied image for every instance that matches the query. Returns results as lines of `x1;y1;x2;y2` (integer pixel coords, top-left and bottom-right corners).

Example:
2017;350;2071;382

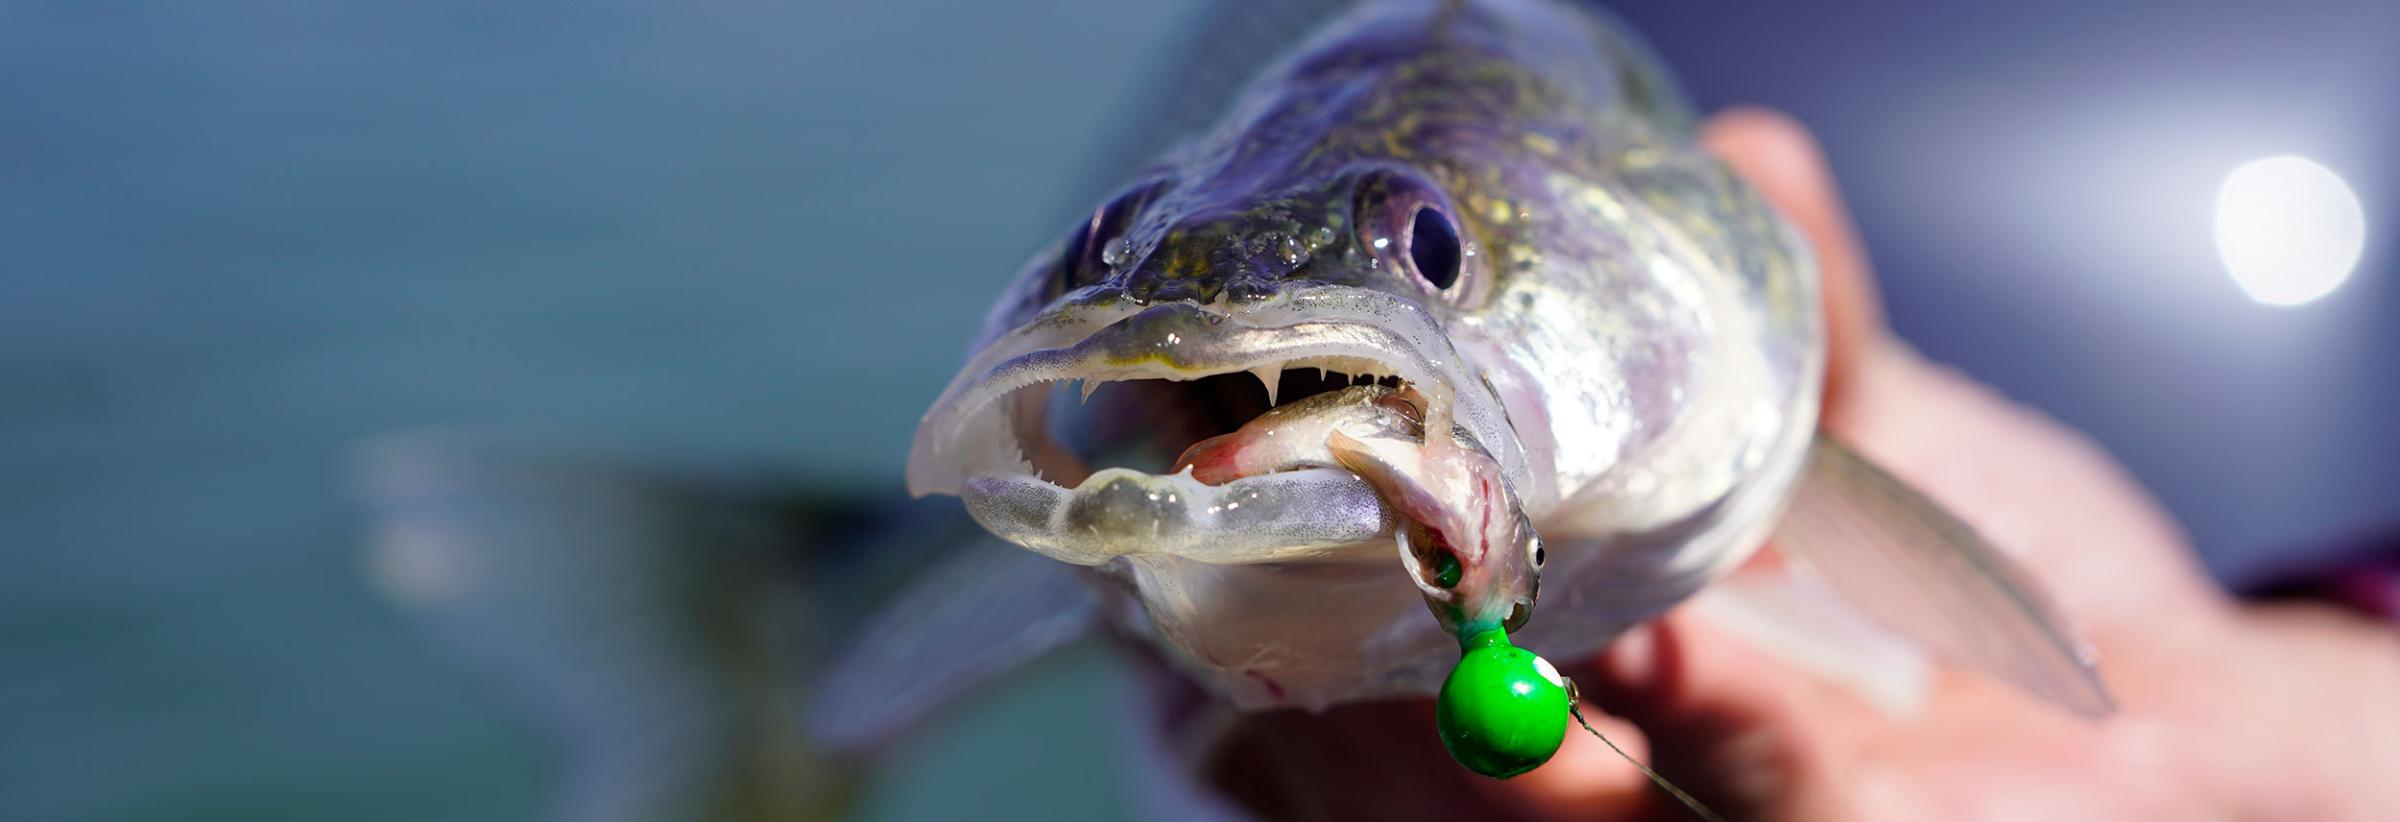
2;0;2391;818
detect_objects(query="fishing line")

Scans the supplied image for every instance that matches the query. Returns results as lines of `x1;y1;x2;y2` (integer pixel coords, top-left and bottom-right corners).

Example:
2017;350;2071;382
1564;682;1726;822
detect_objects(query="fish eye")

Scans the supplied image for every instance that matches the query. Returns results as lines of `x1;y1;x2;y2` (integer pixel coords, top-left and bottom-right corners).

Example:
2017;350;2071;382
1529;539;1545;569
1354;171;1477;302
1408;206;1462;290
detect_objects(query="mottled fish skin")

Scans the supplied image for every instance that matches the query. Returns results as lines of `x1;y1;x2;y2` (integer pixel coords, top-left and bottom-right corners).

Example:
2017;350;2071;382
912;0;1820;709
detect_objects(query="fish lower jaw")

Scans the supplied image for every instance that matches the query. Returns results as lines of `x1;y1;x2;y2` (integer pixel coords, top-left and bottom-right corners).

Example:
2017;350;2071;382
961;467;1397;567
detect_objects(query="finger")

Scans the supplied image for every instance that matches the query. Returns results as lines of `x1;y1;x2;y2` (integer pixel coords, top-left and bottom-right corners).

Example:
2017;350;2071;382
1696;111;2218;640
1495;615;1875;820
1606;615;1867;816
1699;106;1885;422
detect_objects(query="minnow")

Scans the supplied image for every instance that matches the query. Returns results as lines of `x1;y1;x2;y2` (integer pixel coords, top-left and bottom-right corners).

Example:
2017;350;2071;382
1173;385;1543;641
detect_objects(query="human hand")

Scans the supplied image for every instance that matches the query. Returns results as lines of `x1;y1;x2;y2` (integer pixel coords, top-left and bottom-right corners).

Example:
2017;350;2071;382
1201;108;2400;821
1477;106;2400;821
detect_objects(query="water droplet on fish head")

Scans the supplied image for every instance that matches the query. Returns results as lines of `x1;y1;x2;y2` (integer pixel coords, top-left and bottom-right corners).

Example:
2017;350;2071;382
1275;234;1307;267
1101;237;1136;269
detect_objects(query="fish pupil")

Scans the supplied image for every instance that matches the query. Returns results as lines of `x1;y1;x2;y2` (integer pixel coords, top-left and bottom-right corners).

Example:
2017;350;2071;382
1409;206;1462;290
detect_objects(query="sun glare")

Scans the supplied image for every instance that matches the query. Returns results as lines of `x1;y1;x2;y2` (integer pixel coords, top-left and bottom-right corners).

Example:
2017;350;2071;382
2214;156;2366;307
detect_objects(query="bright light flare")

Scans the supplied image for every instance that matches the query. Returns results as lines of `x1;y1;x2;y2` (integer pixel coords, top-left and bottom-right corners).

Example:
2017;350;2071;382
2214;156;2366;307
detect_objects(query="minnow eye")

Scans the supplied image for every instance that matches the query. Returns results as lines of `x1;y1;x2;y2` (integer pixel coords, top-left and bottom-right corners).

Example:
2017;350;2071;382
1408;206;1462;290
1529;538;1545;570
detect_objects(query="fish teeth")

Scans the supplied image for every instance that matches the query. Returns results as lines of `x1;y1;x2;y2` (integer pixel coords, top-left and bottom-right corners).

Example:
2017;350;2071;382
1249;364;1284;406
1079;379;1103;403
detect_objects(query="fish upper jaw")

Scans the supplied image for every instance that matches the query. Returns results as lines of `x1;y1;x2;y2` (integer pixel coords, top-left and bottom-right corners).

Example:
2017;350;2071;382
906;287;1539;568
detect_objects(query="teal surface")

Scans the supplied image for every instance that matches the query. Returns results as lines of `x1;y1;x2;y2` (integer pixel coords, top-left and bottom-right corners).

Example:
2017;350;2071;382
1;1;1191;818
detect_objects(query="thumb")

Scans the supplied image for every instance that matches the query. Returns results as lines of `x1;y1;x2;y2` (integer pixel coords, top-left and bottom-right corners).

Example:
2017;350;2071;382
1567;608;1876;819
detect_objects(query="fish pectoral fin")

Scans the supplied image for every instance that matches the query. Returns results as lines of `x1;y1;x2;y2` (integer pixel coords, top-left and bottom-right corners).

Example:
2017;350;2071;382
807;540;1098;753
1773;432;2115;719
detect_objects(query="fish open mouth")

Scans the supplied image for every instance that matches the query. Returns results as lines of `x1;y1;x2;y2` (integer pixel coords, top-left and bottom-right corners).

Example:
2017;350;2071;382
1026;364;1411;486
908;290;1531;568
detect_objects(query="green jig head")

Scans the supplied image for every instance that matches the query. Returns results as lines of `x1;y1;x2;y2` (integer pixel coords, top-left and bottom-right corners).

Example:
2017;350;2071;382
1434;628;1570;779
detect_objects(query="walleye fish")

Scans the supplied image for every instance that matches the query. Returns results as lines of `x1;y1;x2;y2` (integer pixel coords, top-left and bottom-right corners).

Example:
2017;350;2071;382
364;0;2112;812
903;0;2108;726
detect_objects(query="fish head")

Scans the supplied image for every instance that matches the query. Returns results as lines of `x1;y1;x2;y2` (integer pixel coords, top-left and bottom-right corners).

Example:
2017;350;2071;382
907;158;1551;572
904;157;1572;700
902;1;1790;705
